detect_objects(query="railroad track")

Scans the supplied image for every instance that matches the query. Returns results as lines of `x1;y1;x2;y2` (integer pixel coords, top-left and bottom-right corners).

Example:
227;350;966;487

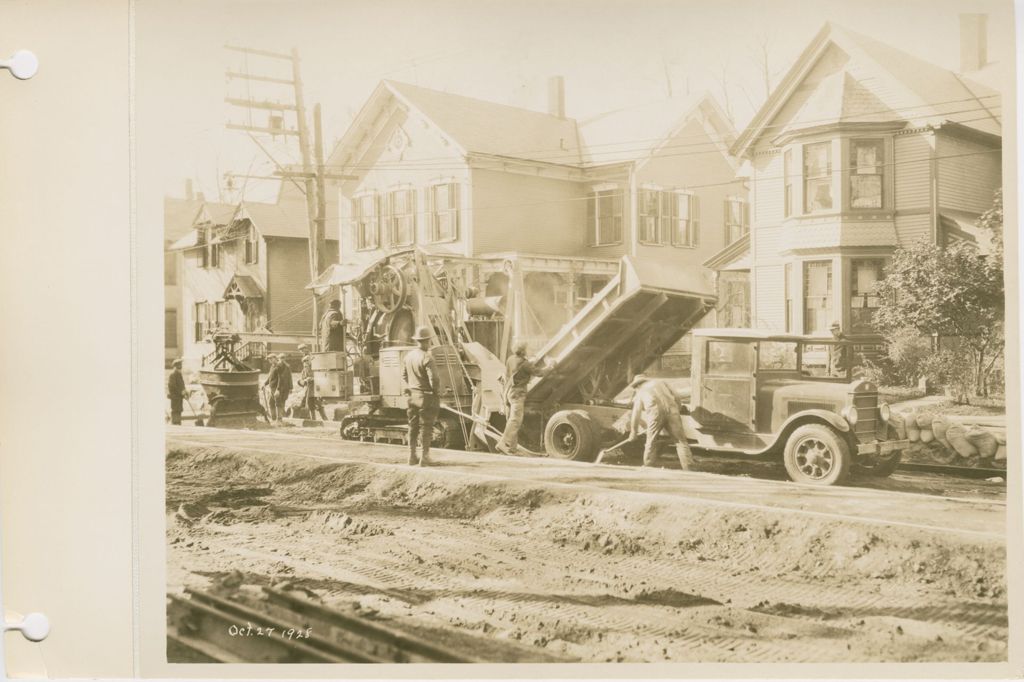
167;585;478;663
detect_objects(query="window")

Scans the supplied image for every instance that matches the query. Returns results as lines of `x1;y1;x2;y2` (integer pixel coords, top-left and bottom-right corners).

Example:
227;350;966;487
706;340;753;376
850;139;884;209
850;258;885;334
803;142;832;213
759;341;798;370
354;194;380;250
803;260;833;334
585;189;623;246
430;183;460;242
243;225;259;264
637;189;678;245
783;148;794;217
784;263;793;333
193;301;213;342
388;188;416;247
725;197;749;244
671;193;700;247
164;251;177;285
717;272;750;327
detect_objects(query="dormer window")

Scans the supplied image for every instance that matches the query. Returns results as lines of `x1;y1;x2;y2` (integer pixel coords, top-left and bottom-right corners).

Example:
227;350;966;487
803;142;832;213
850;139;884;209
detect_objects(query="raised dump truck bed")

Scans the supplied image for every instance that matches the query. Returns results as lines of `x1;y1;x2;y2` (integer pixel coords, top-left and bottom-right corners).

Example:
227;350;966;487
527;257;716;409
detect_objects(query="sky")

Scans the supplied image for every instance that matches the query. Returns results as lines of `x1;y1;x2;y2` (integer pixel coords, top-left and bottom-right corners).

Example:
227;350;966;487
135;0;1015;217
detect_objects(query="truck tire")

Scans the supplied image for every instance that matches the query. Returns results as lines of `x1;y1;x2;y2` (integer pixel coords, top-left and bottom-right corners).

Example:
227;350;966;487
432;414;467;450
782;423;851;486
544;410;598;461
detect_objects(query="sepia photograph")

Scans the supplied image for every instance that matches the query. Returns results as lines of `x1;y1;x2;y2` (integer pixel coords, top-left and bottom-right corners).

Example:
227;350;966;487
142;0;1015;666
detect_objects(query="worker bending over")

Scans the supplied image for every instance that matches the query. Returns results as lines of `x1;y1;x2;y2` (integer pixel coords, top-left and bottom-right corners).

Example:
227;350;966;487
498;339;548;455
402;325;439;467
628;373;696;470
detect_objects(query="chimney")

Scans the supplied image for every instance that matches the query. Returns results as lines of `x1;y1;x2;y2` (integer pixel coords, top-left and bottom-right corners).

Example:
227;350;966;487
959;14;987;72
547;76;565;118
185;179;194;201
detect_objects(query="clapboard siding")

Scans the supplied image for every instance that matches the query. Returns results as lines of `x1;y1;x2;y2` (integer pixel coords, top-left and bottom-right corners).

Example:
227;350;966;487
471;168;586;256
756;225;786;265
894;132;932;211
754;265;786;331
267;238;317;334
753;150;784;227
937;134;1001;214
895;213;932;247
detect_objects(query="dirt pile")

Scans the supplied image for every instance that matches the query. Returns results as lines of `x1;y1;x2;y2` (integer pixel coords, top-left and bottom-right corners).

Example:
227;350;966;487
167;446;1004;604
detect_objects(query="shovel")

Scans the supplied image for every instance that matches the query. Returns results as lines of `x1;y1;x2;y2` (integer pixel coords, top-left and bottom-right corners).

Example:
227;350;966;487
184;393;205;427
595;429;645;464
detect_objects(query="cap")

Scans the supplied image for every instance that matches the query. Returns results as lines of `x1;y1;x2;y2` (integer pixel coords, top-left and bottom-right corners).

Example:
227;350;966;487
412;325;433;341
629;373;649;388
172;359;183;368
512;338;528;354
829;321;842;330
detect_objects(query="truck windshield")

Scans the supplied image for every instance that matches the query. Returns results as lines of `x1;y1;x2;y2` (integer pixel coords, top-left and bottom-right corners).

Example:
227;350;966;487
759;341;798;370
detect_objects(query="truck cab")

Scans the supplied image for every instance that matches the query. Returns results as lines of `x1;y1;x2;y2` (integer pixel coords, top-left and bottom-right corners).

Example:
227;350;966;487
687;329;907;485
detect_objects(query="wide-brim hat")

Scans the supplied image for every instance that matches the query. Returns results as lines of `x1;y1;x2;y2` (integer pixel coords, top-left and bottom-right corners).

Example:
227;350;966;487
412;325;434;341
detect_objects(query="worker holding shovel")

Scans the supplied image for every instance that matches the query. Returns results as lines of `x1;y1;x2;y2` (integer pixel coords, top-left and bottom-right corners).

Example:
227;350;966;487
497;339;549;456
627;374;696;470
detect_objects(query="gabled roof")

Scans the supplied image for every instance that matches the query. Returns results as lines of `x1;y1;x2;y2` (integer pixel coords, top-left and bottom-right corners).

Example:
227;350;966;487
386;81;583;164
733;22;1001;157
193;201;237;227
577;92;737;166
229;200;337;241
164;197;204;244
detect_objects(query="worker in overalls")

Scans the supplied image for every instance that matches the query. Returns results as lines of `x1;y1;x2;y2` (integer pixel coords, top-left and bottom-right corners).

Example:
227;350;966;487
263;354;293;425
298;355;327;421
497;339;548;455
628;373;695;470
402;325;438;467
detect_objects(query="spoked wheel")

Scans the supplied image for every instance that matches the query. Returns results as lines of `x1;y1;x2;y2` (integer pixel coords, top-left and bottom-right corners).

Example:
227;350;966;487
783;424;851;486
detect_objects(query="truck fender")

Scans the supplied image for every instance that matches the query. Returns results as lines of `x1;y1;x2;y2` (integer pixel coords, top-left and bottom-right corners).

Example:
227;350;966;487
767;409;850;451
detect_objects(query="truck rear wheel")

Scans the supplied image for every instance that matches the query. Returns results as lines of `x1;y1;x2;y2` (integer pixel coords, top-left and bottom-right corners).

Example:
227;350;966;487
782;423;851;486
544;410;598;461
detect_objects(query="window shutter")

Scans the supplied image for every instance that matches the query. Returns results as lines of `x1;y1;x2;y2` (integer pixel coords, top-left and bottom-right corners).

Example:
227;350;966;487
692;195;701;246
586;194;596;247
428;185;436;242
374;194;381;249
742;200;750;230
410;189;417;244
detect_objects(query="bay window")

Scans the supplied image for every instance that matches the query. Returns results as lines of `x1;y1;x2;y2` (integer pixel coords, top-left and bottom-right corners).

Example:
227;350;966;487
803;260;833;334
850;258;885;334
803;142;833;213
850;139;884;209
585;189;623;246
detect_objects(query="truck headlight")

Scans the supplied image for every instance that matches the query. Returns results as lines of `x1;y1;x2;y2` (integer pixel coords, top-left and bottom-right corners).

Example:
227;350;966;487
879;402;891;422
841;406;858;425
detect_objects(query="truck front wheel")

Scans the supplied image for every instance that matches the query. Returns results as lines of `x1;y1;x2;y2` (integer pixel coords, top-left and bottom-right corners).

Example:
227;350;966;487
783;424;851;486
544;410;599;462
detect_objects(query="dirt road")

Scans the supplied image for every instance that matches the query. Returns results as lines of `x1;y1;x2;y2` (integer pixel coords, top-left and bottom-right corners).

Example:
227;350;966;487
166;426;1007;663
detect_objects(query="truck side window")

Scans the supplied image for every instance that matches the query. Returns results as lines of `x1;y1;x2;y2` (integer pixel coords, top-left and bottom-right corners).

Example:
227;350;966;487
759;341;798;370
706;341;753;376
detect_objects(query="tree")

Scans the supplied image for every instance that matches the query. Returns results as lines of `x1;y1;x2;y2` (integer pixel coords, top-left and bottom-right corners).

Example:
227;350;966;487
873;192;1004;399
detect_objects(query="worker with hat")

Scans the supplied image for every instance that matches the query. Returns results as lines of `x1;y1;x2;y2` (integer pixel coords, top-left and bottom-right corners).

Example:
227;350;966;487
497;339;549;455
628;373;695;469
263;354;293;425
827;320;851;378
167;359;187;425
402;325;439;466
298;355;327;422
320;299;346;352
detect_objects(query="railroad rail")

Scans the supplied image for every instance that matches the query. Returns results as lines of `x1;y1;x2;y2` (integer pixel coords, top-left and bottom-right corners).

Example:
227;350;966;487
167;585;478;663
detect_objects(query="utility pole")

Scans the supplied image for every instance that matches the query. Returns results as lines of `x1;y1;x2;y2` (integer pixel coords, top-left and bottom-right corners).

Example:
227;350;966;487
224;45;337;349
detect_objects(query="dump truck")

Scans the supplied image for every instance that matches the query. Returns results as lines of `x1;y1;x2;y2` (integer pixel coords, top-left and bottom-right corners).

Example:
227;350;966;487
316;250;907;485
